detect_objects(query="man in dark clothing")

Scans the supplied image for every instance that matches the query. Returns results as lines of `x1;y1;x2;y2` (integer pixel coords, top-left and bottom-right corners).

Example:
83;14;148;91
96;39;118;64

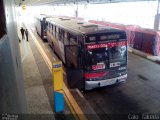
25;29;28;41
20;27;25;40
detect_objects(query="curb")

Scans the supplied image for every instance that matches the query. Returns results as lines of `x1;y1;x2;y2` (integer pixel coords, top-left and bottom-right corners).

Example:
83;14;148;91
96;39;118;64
128;47;160;64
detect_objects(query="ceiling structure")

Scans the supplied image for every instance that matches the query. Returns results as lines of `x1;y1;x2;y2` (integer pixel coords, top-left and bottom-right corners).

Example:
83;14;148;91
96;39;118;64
15;0;156;6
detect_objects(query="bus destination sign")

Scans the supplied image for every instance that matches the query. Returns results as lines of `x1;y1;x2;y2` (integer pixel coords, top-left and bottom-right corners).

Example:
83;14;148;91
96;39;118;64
87;41;127;50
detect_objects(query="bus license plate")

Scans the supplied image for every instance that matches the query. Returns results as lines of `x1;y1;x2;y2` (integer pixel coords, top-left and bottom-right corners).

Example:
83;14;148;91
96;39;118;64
110;62;120;67
92;64;105;70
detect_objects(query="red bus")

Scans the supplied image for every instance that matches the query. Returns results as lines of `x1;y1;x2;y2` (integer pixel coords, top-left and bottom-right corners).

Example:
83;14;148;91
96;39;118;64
46;17;127;90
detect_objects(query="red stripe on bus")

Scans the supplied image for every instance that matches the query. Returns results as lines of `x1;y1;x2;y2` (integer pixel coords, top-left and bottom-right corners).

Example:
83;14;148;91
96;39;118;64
84;72;108;79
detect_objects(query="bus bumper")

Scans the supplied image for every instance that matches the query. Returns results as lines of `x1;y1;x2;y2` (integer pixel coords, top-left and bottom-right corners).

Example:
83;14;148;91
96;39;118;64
85;74;127;90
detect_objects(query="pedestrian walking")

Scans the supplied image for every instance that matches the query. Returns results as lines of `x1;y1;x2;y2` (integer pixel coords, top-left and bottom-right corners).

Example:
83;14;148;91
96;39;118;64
20;27;25;40
25;29;29;41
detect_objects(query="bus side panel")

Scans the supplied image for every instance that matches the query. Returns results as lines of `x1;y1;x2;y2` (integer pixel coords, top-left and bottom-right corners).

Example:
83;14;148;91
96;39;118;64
47;31;65;64
46;31;59;54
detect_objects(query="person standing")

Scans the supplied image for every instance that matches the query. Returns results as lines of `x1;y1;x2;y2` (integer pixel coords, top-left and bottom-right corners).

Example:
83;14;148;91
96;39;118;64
20;27;25;40
25;29;29;41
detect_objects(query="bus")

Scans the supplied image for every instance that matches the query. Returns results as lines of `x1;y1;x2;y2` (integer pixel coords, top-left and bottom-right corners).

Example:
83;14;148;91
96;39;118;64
34;15;84;41
46;17;127;90
34;14;51;41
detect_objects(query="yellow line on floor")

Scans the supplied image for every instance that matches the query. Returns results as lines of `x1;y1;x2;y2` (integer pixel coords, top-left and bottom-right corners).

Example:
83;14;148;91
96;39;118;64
26;24;87;120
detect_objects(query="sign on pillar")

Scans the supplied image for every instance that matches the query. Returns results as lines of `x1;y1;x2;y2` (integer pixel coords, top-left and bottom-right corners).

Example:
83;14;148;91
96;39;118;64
52;61;64;112
22;5;26;11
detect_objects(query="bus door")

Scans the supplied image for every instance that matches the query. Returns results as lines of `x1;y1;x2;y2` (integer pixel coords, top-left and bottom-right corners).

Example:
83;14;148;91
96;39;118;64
65;45;84;89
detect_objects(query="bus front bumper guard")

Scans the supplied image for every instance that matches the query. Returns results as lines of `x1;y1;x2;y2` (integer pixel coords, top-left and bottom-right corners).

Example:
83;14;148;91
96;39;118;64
85;74;127;90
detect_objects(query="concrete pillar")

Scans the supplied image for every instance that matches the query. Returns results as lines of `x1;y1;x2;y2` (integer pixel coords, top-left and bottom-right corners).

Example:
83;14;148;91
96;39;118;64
0;0;27;113
75;4;78;17
154;0;160;30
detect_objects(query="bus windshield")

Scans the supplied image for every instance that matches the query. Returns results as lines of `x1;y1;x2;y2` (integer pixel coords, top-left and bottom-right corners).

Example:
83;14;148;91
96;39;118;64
85;47;109;71
87;48;109;65
85;43;127;71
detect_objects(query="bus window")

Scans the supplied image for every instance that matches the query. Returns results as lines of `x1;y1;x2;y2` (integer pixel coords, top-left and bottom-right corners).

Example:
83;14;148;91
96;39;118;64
109;46;127;67
85;35;97;43
55;26;56;37
70;35;77;45
59;28;62;41
45;22;48;30
48;23;50;32
46;22;48;31
86;48;109;70
89;36;96;41
50;24;52;33
61;29;64;42
54;26;56;35
56;26;59;39
100;35;107;41
53;25;55;35
64;31;68;38
56;26;59;33
64;31;69;45
52;24;53;34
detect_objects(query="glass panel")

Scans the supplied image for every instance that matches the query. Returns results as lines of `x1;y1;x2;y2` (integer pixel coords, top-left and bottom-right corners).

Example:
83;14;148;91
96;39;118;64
109;46;127;67
87;48;108;65
69;35;77;45
85;47;109;71
64;31;68;38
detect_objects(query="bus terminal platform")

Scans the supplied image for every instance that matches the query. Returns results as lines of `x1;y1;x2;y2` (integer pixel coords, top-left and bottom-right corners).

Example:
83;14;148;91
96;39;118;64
17;25;76;120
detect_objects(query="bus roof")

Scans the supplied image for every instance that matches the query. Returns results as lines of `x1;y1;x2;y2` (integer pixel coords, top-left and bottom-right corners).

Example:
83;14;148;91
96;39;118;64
46;17;126;36
35;14;55;21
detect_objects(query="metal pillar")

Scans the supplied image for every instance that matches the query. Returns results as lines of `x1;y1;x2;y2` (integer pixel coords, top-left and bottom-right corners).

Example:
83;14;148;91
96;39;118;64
154;0;160;30
75;3;78;17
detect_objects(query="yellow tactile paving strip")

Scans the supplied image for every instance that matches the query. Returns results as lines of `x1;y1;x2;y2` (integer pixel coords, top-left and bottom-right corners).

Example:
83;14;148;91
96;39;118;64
26;24;87;120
